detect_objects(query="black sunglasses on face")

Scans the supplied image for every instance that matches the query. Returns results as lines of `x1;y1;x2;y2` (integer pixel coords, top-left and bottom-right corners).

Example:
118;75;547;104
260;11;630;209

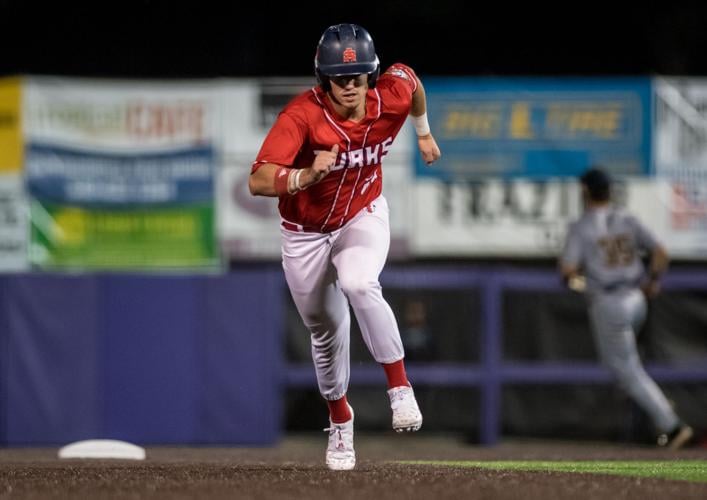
330;74;367;87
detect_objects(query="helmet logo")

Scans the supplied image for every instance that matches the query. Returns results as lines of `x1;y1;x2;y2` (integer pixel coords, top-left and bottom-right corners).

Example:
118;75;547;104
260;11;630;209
343;47;357;63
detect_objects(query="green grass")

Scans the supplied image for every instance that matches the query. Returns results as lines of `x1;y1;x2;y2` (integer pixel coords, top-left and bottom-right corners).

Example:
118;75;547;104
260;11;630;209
401;460;707;483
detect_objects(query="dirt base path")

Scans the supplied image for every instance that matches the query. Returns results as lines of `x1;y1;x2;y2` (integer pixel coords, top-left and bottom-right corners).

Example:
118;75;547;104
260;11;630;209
1;434;705;499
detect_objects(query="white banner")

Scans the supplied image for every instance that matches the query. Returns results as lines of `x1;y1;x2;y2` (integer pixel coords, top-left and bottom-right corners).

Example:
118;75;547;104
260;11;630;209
0;174;28;271
655;77;707;179
24;77;221;151
411;177;707;259
411;178;582;257
653;77;707;258
629;179;707;259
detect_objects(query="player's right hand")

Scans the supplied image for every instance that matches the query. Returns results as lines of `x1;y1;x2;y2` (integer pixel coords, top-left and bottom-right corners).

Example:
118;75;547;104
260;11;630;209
640;278;661;299
307;144;339;185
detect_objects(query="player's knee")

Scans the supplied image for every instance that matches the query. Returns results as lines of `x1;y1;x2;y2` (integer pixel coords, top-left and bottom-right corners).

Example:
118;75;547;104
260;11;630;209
301;313;333;332
339;276;378;300
610;365;642;388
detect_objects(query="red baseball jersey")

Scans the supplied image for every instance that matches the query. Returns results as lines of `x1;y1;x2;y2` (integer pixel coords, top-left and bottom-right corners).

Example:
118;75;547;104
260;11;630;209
252;63;418;233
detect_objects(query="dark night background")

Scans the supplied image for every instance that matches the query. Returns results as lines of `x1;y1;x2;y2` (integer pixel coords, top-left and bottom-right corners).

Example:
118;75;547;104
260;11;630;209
1;1;707;78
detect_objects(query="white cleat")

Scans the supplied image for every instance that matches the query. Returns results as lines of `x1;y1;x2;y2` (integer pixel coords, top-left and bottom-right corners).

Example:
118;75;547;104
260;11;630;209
657;424;694;450
324;405;356;471
388;385;423;433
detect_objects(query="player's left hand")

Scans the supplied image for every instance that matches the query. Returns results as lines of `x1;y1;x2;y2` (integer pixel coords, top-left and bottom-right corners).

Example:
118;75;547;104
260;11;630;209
567;274;586;293
418;134;441;166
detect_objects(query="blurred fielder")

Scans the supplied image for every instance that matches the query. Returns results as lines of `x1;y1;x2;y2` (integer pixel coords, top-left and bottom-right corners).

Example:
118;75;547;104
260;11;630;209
249;23;441;470
559;167;693;450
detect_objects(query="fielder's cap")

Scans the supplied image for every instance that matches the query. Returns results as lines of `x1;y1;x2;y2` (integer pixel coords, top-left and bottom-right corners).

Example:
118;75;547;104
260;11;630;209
580;167;611;200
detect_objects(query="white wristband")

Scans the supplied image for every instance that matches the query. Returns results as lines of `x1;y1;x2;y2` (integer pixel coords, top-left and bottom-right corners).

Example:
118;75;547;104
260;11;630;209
411;112;431;137
287;169;305;194
294;169;304;191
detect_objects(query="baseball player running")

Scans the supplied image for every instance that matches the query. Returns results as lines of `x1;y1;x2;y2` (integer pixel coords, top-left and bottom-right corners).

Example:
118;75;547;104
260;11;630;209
249;23;441;470
559;167;693;450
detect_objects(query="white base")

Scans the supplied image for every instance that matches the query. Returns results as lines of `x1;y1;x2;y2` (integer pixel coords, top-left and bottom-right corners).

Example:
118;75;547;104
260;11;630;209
58;439;146;460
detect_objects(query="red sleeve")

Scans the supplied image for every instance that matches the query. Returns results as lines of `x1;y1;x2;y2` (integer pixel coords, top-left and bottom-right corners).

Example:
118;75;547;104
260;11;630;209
381;63;418;97
251;111;307;173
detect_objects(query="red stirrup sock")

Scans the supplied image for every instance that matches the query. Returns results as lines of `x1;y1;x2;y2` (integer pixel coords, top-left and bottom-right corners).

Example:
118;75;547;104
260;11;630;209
382;359;410;389
327;395;352;424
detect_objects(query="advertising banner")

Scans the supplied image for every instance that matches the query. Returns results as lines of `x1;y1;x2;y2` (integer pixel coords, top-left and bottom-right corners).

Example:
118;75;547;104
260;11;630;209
629;180;707;259
0;77;22;173
411;177;707;259
24;78;217;149
29;201;215;269
0;174;28;270
417;78;651;180
25;143;213;205
410;177;582;257
652;78;707;258
24;78;220;269
654;77;707;180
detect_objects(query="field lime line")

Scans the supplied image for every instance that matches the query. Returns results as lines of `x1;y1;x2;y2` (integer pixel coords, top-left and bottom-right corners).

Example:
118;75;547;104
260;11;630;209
400;460;707;483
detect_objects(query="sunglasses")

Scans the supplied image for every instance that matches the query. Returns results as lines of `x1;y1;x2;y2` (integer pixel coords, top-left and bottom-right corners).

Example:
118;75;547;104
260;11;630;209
330;74;367;88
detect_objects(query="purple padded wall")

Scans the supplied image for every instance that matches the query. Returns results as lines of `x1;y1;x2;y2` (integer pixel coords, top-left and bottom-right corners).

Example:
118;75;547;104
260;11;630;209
0;269;283;446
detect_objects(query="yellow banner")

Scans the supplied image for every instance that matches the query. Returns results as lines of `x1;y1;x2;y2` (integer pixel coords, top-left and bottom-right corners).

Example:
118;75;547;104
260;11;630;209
0;77;22;172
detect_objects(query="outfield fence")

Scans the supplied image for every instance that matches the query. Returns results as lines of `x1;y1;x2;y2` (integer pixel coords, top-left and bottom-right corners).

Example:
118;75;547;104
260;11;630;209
286;267;707;445
1;266;705;445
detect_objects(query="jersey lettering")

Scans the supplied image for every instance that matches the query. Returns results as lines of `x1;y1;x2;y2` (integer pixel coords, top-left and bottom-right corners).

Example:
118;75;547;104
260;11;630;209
365;144;380;164
316;136;393;171
349;149;364;167
597;234;635;267
381;136;393;156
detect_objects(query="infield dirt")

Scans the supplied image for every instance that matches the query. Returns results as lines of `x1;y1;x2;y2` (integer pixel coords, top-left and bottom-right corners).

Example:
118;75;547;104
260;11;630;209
1;434;705;499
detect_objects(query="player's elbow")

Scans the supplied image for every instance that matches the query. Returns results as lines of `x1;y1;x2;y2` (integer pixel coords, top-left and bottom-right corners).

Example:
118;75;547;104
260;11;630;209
248;174;267;196
248;174;258;196
249;164;279;197
654;244;670;267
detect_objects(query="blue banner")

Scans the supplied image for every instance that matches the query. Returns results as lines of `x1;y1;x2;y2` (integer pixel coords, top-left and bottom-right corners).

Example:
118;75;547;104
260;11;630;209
416;78;652;179
25;143;214;205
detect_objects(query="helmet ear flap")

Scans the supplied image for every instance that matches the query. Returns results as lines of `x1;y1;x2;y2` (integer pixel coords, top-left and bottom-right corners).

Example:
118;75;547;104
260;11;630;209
367;57;380;89
315;68;331;92
314;57;331;92
320;75;331;92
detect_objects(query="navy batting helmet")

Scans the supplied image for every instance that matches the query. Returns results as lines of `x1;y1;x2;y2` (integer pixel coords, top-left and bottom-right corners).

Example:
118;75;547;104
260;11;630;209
314;24;380;91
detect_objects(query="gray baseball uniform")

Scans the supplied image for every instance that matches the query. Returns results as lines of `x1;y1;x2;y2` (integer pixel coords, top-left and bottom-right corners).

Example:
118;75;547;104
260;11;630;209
561;206;680;433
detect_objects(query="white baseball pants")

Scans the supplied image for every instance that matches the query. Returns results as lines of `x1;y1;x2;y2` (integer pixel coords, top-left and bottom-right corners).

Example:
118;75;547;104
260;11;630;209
588;289;680;433
281;195;404;400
